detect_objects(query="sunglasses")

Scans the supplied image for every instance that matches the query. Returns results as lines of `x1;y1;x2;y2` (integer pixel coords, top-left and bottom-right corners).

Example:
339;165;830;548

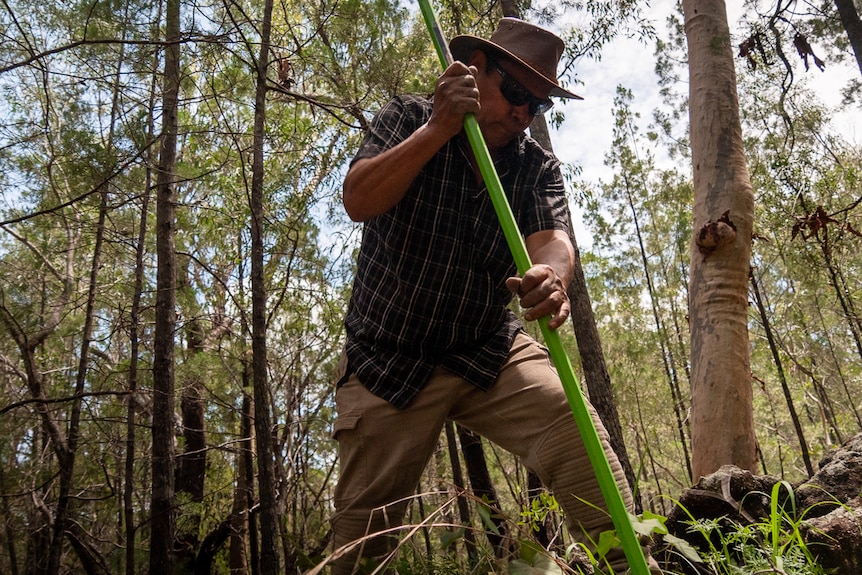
492;62;554;116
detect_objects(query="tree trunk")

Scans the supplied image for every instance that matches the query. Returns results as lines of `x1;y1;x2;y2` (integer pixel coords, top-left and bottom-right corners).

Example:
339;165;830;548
194;517;232;575
150;0;181;569
811;292;862;432
820;240;862;361
249;0;280;572
229;387;253;575
49;185;109;575
502;0;641;493
1;261;73;575
683;0;758;479
632;392;668;514
66;523;111;575
175;257;207;566
26;500;53;575
124;185;149;575
0;466;20;575
125;10;160;571
795;195;862;362
457;425;511;557
244;360;260;575
834;0;862;76
502;0;640;512
230;221;253;575
444;422;478;566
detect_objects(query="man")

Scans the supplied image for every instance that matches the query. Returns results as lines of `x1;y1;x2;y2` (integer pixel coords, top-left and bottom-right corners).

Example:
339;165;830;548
331;18;654;574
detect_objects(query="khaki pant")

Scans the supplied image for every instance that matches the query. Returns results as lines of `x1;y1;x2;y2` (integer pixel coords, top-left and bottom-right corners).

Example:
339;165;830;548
330;331;635;574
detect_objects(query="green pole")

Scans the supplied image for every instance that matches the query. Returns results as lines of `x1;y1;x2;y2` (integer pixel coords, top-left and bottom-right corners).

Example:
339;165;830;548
417;2;650;573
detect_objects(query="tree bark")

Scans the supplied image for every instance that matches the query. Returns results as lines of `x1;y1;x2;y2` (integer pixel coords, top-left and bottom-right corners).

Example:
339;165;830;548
175;258;207;566
150;0;181;569
194;517;232;575
49;185;109;575
834;0;862;76
529;115;640;506
242;359;259;575
125;10;160;571
0;466;20;575
249;0;281;572
621;171;693;484
683;0;758;479
124;184;149;575
444;422;478;566
230;219;254;575
66;523;111;575
457;425;511;557
229;388;253;575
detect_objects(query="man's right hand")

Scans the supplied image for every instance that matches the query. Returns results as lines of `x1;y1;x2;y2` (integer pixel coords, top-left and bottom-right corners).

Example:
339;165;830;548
427;62;481;141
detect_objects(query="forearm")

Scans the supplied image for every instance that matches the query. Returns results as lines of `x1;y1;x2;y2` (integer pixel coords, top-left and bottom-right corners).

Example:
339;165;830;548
342;123;452;222
525;230;574;287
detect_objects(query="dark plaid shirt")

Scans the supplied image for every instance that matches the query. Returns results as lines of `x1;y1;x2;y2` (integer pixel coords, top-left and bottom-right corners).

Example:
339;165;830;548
344;95;570;408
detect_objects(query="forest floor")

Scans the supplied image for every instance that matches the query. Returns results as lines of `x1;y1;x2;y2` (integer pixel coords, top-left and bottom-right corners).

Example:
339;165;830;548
650;435;862;574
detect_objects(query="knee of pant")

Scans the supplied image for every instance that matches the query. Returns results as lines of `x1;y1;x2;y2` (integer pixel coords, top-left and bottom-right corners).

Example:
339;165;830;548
527;413;589;481
330;508;403;575
331;502;407;548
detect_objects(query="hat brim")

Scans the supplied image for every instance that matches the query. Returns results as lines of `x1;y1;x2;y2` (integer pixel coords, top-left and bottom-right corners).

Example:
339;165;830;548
449;35;583;100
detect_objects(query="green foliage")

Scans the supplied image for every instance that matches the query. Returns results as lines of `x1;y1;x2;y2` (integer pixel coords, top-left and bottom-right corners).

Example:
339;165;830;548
520;491;562;533
655;483;829;575
338;493;834;575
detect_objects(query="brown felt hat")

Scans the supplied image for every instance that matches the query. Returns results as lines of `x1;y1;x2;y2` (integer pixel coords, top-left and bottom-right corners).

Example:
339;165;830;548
449;18;582;100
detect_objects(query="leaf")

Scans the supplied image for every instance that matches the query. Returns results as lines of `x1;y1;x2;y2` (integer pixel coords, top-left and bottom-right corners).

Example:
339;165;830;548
508;553;564;575
632;510;668;537
595;529;621;557
518;539;544;563
663;533;704;564
845;222;862;238
476;502;501;535
438;528;464;549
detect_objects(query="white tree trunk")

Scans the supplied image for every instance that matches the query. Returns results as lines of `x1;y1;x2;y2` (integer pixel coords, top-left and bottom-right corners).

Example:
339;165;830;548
683;0;758;480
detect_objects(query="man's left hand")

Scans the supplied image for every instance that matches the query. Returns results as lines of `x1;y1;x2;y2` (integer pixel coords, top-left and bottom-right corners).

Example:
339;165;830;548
505;264;570;330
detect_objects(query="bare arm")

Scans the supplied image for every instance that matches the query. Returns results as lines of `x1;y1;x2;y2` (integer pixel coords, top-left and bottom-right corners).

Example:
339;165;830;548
343;61;480;222
505;229;574;330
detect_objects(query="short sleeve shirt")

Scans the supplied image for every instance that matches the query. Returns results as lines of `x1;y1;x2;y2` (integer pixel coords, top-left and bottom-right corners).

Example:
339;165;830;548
344;95;570;408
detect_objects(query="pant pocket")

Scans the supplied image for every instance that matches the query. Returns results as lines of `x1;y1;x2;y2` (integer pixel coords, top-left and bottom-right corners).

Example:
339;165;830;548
332;409;366;508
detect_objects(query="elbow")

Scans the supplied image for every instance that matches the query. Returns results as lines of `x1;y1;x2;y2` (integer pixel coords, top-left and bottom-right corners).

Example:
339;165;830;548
342;163;376;222
342;173;367;222
342;193;360;222
342;187;369;222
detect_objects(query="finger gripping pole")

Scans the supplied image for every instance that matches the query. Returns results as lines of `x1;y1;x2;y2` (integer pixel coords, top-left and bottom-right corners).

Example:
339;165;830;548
417;2;651;573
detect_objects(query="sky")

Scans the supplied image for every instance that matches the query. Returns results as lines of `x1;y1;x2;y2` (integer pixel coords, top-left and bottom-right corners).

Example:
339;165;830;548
546;0;860;248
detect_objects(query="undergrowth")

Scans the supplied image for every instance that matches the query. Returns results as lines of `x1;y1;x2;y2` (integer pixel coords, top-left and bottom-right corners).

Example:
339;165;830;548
316;481;835;574
649;480;831;575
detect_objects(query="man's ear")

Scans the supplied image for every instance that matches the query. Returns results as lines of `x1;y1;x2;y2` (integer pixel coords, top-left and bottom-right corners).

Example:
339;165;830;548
467;48;487;70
